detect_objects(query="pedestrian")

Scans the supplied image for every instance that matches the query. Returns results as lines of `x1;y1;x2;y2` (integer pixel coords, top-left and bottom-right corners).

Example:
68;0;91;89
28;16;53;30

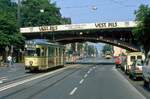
7;55;12;67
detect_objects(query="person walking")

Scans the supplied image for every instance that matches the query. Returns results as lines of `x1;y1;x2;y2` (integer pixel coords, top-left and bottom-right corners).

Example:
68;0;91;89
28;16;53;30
7;55;12;67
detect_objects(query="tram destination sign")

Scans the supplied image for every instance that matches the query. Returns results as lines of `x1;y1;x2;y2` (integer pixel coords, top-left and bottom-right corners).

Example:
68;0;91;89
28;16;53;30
20;21;137;33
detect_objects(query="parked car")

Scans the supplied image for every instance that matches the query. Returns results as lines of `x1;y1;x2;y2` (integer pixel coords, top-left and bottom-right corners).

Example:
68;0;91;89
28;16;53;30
129;59;144;80
104;51;112;59
143;52;150;89
114;56;122;68
122;52;145;74
105;54;112;59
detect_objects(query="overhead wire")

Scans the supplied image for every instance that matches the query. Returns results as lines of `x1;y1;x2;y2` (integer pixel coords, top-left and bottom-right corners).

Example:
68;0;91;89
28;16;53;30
109;0;137;8
53;0;137;9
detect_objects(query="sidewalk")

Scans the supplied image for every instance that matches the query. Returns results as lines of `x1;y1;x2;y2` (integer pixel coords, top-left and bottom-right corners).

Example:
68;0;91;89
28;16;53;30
0;63;24;68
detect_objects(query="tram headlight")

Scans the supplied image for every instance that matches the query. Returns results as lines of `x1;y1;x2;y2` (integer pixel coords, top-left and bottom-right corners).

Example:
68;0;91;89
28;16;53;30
29;61;33;66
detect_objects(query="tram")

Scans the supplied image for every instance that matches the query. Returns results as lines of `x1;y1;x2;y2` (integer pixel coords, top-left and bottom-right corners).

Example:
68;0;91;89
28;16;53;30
24;39;65;71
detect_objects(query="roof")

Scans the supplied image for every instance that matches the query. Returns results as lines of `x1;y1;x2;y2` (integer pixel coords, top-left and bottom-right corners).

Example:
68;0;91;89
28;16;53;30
25;39;61;46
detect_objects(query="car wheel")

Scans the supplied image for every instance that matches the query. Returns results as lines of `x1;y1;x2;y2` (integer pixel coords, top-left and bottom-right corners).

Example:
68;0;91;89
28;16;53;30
129;74;132;79
115;64;118;68
133;76;137;80
125;70;128;75
148;82;150;90
132;74;137;81
144;80;147;87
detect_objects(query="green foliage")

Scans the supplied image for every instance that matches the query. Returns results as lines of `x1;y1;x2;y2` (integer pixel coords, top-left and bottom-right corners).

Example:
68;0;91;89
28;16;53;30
0;0;24;49
77;43;83;52
87;45;95;56
133;4;150;54
21;0;70;27
102;44;112;54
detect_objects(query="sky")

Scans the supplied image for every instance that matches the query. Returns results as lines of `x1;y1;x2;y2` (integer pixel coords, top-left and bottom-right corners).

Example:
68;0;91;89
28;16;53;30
50;0;150;50
52;0;150;24
13;0;150;51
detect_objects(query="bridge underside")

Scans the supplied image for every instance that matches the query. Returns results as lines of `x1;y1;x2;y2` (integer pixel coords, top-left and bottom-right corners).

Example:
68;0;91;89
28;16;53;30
23;28;139;52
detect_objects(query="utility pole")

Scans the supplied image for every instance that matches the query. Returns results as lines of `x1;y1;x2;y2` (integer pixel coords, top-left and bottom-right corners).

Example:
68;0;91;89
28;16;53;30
17;0;21;62
17;0;21;28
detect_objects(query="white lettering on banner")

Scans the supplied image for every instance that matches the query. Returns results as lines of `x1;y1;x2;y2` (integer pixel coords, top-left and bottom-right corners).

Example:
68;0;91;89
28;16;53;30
95;22;117;28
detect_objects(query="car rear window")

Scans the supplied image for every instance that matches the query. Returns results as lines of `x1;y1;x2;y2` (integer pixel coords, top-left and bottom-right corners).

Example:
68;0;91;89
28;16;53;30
130;56;136;62
137;55;142;59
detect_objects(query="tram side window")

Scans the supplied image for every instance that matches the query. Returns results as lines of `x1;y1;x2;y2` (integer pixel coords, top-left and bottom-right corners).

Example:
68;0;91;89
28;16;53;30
56;48;58;56
130;56;136;62
48;47;54;57
137;55;142;59
25;49;35;56
41;48;46;56
36;48;40;56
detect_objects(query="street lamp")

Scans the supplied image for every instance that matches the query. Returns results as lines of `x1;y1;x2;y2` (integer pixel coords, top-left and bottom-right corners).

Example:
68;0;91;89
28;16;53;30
91;5;98;11
40;9;44;13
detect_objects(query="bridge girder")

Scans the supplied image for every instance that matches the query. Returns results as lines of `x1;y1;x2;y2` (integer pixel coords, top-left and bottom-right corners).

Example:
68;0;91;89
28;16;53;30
21;21;139;52
55;37;140;52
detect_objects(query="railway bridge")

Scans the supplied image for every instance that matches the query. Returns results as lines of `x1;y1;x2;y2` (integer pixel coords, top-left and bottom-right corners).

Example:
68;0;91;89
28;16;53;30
20;21;139;51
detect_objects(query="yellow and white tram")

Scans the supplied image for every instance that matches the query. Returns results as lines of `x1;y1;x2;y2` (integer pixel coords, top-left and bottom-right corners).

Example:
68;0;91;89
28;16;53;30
24;40;65;71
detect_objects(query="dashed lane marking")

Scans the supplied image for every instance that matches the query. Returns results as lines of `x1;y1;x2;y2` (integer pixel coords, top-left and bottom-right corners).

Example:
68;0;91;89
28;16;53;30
87;70;91;74
79;79;84;84
84;74;88;78
69;87;78;95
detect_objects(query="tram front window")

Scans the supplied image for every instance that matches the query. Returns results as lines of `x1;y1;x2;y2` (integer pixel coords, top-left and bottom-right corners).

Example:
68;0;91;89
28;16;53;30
36;48;41;56
25;48;46;57
25;50;36;56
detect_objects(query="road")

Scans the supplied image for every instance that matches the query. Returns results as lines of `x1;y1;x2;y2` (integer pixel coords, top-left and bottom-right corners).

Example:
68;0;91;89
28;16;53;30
0;59;147;99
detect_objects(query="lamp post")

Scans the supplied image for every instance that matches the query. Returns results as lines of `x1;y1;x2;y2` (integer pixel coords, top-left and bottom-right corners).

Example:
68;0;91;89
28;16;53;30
17;0;21;28
40;9;44;13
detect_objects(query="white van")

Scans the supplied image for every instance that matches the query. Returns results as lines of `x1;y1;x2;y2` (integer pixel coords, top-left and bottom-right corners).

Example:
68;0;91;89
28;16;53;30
124;52;145;74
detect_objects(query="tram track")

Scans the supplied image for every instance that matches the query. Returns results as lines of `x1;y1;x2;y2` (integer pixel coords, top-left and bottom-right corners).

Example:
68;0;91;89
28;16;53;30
0;66;83;99
0;73;39;87
0;66;65;86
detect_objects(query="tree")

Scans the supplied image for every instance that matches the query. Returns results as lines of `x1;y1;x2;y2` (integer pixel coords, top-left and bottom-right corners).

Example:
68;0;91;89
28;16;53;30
20;0;71;27
87;45;95;56
77;43;84;55
102;44;113;55
0;0;24;59
133;4;150;55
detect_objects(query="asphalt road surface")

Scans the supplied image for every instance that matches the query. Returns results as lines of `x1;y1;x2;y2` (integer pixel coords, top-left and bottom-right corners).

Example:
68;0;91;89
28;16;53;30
0;62;147;99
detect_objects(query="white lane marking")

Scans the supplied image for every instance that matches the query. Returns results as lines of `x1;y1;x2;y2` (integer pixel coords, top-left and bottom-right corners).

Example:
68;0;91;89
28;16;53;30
0;80;3;84
0;77;8;84
87;70;90;74
79;79;84;84
0;77;8;81
84;74;88;78
112;66;117;71
0;77;7;79
0;67;67;92
69;87;78;95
